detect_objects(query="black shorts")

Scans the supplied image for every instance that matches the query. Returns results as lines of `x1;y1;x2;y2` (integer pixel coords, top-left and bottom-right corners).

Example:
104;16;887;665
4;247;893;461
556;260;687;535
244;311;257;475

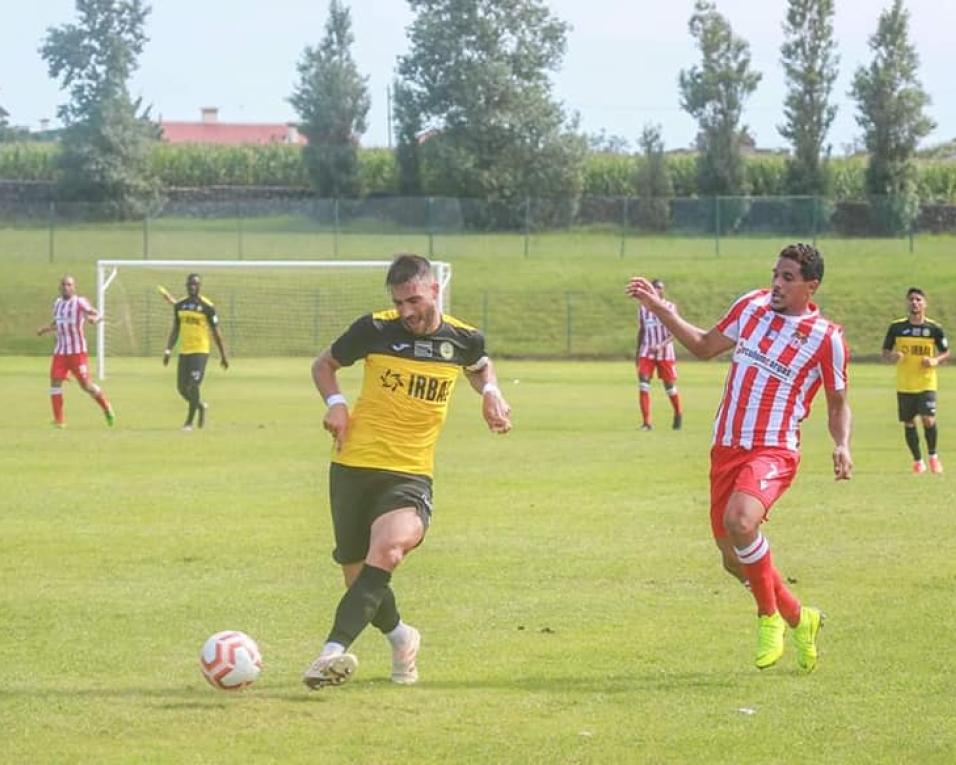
897;391;937;421
328;463;433;564
178;353;208;391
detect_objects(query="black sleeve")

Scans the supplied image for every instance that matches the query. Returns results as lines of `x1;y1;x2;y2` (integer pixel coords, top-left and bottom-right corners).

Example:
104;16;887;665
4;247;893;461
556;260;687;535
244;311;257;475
203;302;219;327
330;314;376;367
935;326;949;353
881;325;896;352
462;329;488;370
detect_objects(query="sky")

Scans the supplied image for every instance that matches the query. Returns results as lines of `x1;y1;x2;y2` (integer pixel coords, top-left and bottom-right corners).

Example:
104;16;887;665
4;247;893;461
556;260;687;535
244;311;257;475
1;0;953;154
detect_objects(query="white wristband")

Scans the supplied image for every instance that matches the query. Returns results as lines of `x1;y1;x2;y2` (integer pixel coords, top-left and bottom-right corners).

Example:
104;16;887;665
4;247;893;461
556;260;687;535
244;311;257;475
325;393;347;408
481;382;500;397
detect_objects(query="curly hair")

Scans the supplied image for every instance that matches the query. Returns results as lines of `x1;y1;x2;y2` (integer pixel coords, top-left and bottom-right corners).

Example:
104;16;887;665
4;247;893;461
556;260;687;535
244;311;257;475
779;243;824;283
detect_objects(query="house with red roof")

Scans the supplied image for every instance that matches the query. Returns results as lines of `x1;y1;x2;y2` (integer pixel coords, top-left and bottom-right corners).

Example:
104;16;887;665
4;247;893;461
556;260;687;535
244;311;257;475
160;108;306;146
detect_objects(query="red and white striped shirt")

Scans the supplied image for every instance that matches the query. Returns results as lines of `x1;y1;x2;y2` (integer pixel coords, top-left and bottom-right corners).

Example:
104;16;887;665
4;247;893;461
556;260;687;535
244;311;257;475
638;302;677;360
712;289;848;452
52;295;94;355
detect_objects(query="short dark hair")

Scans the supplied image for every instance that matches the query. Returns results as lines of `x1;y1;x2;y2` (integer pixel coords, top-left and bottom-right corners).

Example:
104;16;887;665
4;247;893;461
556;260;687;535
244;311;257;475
386;254;432;287
186;273;201;284
906;287;925;298
779;243;824;283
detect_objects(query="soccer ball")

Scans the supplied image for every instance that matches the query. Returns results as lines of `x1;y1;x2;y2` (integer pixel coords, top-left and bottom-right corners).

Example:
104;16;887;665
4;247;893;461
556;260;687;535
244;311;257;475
199;630;262;690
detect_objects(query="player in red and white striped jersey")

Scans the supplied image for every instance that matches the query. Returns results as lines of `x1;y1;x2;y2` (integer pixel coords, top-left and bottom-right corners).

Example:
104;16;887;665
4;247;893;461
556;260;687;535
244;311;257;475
636;279;682;430
627;243;852;673
36;275;115;428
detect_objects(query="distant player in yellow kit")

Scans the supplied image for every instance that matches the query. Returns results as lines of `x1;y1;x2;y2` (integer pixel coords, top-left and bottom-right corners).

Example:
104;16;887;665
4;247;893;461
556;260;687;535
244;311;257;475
882;287;949;474
163;273;229;430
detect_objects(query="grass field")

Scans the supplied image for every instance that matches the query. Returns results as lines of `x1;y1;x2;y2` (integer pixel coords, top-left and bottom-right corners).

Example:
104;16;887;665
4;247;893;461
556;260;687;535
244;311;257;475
2;356;955;764
3;224;956;358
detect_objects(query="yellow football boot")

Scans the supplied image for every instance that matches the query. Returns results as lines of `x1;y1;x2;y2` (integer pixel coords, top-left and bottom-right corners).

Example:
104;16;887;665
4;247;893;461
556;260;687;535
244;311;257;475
755;612;786;670
791;607;824;673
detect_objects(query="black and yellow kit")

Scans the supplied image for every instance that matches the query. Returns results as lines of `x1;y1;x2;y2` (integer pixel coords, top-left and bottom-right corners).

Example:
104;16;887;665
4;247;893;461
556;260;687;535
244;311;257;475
172;296;219;354
882;318;949;393
330;310;488;478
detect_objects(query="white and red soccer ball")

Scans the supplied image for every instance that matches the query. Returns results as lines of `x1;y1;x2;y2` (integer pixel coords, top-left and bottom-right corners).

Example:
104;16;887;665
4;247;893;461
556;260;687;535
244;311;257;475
199;630;262;690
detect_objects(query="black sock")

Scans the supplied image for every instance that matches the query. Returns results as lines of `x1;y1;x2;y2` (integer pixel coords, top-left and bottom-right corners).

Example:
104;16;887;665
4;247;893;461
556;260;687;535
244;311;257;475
371;585;401;635
327;564;391;647
186;386;201;424
925;424;938;455
905;426;922;460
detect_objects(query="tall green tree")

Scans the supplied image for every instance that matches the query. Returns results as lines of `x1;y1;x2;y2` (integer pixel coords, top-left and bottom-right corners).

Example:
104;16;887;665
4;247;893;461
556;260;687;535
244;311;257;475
679;0;761;203
634;124;673;231
40;0;160;218
779;0;839;196
290;0;370;197
394;0;586;221
850;0;935;233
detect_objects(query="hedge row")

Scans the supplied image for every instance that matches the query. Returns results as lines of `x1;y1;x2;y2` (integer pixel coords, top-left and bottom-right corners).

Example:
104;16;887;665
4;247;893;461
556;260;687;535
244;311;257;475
2;141;955;201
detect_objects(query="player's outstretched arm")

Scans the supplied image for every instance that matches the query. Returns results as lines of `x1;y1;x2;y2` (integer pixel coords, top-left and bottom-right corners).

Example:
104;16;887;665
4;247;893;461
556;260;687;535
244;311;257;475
825;387;853;481
312;348;349;451
465;359;512;434
626;276;733;360
36;322;55;336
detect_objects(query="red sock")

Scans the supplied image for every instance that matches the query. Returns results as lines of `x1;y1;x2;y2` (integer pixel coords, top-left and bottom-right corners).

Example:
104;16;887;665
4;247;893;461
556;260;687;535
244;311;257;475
772;568;801;626
639;389;651;425
736;534;777;615
668;391;682;415
50;389;64;423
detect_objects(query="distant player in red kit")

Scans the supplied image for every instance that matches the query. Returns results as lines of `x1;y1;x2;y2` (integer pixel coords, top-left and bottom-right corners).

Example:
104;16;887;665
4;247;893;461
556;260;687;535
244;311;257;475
37;275;115;428
627;243;852;673
636;278;683;430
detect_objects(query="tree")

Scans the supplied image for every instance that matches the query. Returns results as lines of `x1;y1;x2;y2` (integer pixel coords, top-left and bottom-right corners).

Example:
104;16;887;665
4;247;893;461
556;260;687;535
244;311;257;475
678;0;761;206
779;0;839;196
394;0;586;224
850;0;935;234
40;0;161;218
634;124;673;231
289;0;370;197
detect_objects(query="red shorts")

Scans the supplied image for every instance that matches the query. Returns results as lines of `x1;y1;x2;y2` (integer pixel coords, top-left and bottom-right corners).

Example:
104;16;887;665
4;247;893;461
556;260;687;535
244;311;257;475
709;445;800;539
637;357;677;383
51;352;91;383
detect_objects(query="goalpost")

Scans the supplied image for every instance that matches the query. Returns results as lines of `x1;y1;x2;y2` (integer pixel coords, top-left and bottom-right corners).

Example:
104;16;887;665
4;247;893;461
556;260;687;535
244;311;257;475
95;259;453;380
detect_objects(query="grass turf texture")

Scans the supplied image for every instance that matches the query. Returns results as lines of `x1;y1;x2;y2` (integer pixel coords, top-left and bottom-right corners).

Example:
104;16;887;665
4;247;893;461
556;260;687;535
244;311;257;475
2;223;956;357
2;357;955;764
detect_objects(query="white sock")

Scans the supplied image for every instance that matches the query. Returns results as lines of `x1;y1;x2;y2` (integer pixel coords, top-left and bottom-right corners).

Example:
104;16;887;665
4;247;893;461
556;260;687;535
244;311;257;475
386;622;411;648
320;641;346;657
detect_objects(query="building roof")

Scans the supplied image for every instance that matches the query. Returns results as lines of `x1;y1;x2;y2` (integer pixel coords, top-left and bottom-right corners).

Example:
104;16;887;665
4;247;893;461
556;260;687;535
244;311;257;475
160;121;305;146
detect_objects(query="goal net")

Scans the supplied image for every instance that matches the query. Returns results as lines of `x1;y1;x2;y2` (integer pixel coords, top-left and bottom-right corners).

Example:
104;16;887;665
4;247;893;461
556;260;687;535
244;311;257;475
94;259;452;379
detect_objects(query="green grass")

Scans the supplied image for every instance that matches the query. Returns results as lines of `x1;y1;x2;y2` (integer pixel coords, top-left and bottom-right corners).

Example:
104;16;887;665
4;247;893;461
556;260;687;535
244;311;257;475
2;356;955;763
3;220;956;358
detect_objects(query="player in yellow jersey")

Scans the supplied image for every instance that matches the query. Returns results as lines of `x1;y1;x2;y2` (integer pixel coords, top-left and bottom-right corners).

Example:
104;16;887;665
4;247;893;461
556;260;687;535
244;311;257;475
162;273;229;431
882;287;949;474
303;254;512;689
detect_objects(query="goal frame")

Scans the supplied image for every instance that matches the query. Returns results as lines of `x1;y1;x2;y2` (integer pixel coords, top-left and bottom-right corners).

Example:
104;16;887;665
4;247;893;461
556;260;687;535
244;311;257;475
95;259;452;380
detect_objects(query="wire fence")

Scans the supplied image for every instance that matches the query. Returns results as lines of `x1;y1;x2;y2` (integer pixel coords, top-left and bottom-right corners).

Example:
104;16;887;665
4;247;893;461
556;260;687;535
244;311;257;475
3;193;956;263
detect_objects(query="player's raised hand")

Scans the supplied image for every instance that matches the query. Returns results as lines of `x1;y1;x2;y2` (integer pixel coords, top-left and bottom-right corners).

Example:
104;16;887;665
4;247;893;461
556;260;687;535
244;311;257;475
324;403;349;451
832;445;853;481
626;277;660;307
482;389;512;434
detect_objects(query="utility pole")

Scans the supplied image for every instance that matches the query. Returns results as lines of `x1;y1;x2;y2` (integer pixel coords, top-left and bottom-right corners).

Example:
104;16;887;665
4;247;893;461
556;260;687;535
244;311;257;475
386;84;393;149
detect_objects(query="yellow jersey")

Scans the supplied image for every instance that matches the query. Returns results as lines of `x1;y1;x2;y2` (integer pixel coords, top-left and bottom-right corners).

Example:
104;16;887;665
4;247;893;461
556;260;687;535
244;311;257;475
173;296;219;355
330;310;487;477
882;317;948;393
